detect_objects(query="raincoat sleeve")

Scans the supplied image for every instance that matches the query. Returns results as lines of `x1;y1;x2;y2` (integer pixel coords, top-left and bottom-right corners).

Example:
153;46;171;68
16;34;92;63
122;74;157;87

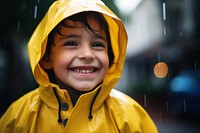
109;89;158;133
0;104;18;132
132;99;158;132
118;101;158;133
0;90;40;133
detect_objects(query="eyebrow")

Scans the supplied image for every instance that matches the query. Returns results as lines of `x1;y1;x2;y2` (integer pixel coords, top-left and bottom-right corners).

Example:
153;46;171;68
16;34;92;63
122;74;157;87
93;34;107;41
59;34;107;41
57;34;81;41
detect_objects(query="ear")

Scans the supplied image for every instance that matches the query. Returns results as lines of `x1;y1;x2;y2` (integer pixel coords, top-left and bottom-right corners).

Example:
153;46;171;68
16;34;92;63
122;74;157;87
39;55;52;70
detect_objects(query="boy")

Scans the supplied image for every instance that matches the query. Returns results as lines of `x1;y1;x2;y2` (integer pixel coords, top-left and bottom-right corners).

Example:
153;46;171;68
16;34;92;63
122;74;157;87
0;0;158;132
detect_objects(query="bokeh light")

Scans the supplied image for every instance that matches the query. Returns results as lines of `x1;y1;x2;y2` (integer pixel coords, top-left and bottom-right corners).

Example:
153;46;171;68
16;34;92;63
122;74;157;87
154;62;168;78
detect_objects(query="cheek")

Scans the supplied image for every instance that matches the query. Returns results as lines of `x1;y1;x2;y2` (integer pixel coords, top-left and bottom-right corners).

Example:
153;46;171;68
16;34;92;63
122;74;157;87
105;56;110;69
51;52;71;68
100;52;109;69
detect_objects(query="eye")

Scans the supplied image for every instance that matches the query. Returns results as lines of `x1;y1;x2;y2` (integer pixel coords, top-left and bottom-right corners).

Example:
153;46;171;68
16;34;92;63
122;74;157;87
64;41;78;47
92;42;105;48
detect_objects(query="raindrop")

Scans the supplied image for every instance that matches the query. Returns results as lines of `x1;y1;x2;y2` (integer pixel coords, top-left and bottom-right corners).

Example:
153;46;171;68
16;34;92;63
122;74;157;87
144;94;146;107
124;18;128;28
163;26;166;36
162;2;166;21
179;31;182;37
37;0;40;3
17;21;20;31
34;5;38;19
162;2;167;37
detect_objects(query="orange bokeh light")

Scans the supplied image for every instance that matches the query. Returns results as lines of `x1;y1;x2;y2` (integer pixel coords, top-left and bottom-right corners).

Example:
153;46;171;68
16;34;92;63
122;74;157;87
154;62;168;78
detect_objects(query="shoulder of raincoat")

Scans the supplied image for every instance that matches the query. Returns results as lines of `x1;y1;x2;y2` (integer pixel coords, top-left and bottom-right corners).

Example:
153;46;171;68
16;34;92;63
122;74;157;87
0;0;158;132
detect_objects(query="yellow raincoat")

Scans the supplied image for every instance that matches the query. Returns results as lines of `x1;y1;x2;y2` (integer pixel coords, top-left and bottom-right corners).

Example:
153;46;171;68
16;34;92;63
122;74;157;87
0;0;158;132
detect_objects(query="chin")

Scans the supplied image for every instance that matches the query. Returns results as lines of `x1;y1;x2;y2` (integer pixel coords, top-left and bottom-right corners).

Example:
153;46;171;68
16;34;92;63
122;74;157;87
74;85;95;92
73;82;102;92
76;88;93;92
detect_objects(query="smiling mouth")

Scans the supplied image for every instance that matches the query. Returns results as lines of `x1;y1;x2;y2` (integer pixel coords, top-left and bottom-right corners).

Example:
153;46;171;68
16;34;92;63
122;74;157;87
70;67;98;74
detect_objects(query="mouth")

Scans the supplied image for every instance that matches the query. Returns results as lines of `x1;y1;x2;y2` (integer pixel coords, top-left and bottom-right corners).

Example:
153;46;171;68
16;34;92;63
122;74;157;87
70;66;98;74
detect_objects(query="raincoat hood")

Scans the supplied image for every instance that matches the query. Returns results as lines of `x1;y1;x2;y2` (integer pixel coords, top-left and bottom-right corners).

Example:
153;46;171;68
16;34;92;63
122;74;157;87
28;0;127;111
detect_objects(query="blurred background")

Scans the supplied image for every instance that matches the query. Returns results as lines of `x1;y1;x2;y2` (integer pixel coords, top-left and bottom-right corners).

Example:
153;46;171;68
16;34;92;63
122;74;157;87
0;0;200;132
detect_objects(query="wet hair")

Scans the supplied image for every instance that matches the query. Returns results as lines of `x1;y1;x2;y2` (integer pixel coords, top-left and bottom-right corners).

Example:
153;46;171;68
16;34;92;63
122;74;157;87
45;11;114;67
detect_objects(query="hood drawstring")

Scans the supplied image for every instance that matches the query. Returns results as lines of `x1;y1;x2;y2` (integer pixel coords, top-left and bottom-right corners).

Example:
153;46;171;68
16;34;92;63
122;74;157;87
53;87;101;123
88;88;101;120
53;87;63;123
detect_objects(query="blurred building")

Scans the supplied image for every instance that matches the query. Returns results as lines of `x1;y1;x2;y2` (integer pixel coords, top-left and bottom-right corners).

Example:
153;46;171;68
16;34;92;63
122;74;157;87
115;0;200;132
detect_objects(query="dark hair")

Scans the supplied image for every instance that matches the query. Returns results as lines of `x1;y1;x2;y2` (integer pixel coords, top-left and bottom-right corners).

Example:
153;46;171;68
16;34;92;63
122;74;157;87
45;11;114;67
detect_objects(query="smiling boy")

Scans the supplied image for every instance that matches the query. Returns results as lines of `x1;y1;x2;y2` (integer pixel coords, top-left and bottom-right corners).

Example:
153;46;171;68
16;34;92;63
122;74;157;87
0;0;157;132
40;12;111;105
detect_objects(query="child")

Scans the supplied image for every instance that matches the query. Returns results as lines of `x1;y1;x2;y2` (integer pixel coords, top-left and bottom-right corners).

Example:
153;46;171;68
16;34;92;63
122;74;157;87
0;0;158;132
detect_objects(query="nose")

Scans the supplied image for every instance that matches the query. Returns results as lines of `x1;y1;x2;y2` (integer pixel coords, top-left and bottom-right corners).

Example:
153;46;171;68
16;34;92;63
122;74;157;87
78;45;95;60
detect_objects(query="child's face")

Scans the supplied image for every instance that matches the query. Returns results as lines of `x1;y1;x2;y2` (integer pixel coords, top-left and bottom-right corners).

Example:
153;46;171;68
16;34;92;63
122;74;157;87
45;19;109;91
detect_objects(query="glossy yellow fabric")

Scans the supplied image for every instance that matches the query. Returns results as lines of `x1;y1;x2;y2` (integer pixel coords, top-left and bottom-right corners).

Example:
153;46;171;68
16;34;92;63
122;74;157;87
0;0;158;132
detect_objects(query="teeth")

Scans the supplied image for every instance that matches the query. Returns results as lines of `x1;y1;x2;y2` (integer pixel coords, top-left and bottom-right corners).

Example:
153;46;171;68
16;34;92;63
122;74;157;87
73;68;94;73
